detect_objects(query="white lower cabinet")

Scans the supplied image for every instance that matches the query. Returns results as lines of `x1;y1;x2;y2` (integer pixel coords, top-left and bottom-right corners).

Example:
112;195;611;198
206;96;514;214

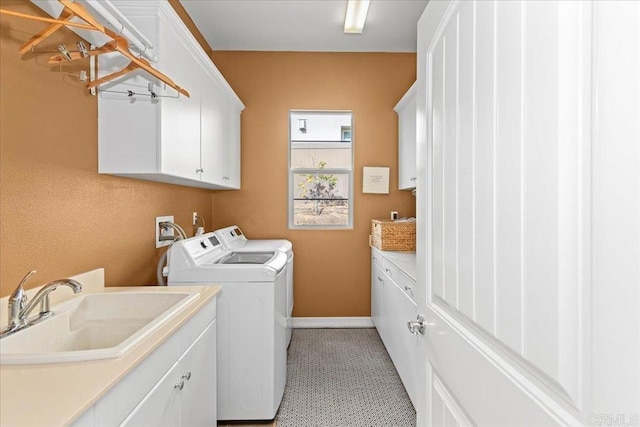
396;287;418;406
179;321;217;427
371;248;417;407
371;261;384;329
74;297;217;427
121;321;216;427
382;269;399;362
121;358;182;427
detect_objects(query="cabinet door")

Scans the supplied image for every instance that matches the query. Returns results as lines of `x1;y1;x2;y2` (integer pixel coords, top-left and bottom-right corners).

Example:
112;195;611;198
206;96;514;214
120;360;182;427
223;97;242;189
396;286;418;406
397;86;417;190
371;263;384;329
200;71;227;186
158;15;201;180
180;321;217;427
381;271;399;362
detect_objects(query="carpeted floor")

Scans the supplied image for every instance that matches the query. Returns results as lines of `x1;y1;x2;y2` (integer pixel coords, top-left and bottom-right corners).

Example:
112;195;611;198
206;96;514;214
275;328;416;427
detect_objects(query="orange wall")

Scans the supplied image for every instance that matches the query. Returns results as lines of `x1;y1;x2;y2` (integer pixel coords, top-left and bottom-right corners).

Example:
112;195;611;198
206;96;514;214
0;3;417;318
0;2;213;296
210;51;416;317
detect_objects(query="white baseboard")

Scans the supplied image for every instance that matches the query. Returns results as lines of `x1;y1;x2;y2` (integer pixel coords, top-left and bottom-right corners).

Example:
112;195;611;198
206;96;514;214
292;317;374;328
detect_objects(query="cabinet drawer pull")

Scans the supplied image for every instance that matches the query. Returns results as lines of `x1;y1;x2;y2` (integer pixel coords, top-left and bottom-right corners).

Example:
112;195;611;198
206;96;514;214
404;285;414;297
196;168;204;173
182;372;192;381
174;380;184;391
377;276;384;282
385;268;392;274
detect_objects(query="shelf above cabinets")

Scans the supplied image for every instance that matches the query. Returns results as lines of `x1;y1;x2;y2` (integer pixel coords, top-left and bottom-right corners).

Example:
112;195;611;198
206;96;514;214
97;1;244;190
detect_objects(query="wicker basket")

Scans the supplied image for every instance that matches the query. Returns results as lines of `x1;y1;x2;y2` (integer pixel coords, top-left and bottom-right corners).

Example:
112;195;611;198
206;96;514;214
370;219;416;251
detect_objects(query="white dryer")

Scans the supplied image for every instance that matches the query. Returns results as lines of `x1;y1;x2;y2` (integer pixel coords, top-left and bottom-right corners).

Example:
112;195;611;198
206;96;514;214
167;233;287;421
213;225;294;347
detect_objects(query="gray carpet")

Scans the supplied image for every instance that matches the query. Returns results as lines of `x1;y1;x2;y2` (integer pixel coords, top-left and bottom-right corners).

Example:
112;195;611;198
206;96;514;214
276;328;416;427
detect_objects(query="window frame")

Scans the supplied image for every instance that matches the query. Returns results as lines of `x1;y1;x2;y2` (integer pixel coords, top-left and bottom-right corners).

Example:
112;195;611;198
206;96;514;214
288;110;354;230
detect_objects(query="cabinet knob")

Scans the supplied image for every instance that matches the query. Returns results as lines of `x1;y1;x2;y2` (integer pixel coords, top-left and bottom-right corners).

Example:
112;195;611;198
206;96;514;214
377;276;384;282
385;268;392;274
196;168;204;173
223;176;230;181
174;380;185;391
404;285;414;298
182;371;192;381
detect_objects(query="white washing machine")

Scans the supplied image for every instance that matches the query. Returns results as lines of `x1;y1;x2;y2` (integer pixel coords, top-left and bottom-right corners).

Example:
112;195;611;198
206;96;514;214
167;233;287;421
213;225;294;347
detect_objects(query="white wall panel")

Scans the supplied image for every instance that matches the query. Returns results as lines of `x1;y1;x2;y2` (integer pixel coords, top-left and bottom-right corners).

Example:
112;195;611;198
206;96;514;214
431;382;445;427
494;0;524;354
421;0;636;423
429;0;588;411
472;1;496;334
443;17;459;308
433;373;472;427
456;3;475;320
523;0;561;382
431;37;446;302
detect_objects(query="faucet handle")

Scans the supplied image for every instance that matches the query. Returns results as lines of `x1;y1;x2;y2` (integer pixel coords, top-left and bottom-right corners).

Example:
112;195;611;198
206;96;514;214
7;270;36;326
11;270;36;304
17;270;37;288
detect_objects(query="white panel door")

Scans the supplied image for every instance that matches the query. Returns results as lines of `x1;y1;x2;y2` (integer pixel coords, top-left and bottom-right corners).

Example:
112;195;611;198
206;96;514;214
414;1;640;426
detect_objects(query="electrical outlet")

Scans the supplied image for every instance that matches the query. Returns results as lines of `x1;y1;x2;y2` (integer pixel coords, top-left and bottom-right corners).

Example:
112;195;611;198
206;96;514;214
155;215;174;248
192;212;198;226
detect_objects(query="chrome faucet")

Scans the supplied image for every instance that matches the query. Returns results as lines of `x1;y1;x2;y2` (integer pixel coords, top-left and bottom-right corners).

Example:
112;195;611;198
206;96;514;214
1;271;82;338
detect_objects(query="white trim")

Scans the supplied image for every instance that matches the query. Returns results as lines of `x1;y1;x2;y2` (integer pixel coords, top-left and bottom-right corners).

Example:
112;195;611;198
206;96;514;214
292;317;374;328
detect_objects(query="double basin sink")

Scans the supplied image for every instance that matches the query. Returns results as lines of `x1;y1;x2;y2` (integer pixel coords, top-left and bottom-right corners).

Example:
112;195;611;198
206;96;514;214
0;291;199;365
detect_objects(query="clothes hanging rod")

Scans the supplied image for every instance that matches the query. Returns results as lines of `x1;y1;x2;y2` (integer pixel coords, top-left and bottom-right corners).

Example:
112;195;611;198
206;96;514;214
2;1;189;98
98;88;180;100
84;0;157;63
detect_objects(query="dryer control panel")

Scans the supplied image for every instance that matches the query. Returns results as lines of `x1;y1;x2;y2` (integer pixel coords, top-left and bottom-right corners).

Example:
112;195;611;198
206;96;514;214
183;234;224;260
213;225;248;249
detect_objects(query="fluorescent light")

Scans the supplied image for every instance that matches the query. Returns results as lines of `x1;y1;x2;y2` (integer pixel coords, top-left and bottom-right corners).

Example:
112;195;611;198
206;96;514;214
344;0;371;34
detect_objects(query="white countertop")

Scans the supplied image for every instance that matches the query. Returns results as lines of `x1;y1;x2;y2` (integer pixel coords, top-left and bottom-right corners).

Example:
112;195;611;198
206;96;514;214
0;284;221;427
372;247;417;281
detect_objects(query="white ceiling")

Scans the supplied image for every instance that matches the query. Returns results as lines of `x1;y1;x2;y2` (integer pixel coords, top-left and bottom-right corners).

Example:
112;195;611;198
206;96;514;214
180;0;429;53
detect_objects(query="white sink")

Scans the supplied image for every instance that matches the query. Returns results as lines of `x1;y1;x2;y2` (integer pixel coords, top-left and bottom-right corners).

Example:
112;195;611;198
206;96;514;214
0;291;199;365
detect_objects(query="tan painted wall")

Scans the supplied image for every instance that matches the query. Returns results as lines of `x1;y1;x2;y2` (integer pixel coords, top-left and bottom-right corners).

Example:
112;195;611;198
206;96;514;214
0;2;417;319
0;2;213;296
210;51;416;317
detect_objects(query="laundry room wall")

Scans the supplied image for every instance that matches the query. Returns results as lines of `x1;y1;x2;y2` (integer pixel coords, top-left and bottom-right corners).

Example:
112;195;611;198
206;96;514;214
210;51;417;317
0;1;213;296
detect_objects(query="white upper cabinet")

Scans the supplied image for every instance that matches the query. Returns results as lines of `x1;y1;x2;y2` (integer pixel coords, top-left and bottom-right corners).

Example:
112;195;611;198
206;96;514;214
200;68;242;189
394;82;417;190
97;1;244;190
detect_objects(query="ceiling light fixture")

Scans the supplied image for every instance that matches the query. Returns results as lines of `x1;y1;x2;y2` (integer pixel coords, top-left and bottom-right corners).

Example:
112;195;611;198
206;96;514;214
344;0;371;34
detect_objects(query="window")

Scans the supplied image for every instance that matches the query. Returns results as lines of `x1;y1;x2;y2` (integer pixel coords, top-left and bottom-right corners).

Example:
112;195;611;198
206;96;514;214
289;111;353;229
